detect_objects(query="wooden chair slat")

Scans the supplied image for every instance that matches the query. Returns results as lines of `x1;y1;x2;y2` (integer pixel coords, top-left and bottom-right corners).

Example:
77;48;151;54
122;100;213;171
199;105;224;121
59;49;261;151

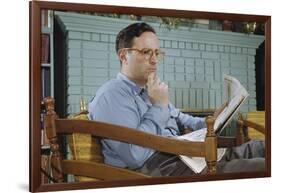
56;119;206;157
62;160;149;180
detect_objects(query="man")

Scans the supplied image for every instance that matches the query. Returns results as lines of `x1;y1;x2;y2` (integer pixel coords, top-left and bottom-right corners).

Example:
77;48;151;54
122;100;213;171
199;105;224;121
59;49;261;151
88;22;264;176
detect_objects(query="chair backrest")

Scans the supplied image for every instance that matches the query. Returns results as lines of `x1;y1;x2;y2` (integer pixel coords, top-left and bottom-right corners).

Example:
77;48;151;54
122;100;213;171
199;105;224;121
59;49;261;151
67;111;104;181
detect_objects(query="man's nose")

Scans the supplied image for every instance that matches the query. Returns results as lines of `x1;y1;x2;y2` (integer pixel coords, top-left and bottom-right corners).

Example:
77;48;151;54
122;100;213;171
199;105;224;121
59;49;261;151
149;52;158;64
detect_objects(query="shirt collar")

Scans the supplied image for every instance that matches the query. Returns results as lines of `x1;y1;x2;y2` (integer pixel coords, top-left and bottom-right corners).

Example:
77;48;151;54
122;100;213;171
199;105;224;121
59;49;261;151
117;73;144;95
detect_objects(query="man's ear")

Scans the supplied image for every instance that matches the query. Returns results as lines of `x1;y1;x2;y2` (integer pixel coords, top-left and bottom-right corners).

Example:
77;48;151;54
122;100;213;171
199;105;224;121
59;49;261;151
118;49;128;65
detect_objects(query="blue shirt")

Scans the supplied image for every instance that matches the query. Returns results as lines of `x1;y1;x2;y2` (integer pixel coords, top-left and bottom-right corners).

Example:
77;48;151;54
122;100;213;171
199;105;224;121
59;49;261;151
88;73;206;169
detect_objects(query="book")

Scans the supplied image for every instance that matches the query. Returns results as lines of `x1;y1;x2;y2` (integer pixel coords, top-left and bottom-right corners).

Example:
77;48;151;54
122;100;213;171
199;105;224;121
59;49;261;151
178;74;249;173
41;67;51;99
41;34;50;63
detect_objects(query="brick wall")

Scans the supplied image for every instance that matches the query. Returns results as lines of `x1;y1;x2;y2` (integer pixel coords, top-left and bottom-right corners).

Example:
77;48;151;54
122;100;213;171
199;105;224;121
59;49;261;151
55;11;264;115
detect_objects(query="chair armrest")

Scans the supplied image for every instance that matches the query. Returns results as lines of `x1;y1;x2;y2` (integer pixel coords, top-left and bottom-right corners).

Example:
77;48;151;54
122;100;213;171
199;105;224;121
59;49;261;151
56;119;207;157
242;119;265;134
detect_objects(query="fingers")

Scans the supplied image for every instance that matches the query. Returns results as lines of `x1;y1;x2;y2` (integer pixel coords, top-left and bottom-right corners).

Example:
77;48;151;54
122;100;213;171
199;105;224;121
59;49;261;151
161;82;168;91
148;72;156;81
159;81;166;87
146;73;169;107
225;101;229;107
147;72;156;87
147;73;154;86
156;78;160;86
147;73;168;91
162;82;168;89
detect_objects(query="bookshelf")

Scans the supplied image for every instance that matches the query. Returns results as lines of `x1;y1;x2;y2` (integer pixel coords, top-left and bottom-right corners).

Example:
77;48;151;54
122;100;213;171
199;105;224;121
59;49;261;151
40;9;54;184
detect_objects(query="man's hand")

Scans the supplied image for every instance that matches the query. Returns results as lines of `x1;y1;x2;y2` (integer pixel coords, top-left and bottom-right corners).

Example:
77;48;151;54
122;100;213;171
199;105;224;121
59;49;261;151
146;73;169;107
213;102;228;119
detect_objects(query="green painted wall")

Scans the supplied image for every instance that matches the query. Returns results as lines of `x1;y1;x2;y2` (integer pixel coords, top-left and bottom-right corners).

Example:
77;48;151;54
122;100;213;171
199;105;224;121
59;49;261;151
55;11;264;116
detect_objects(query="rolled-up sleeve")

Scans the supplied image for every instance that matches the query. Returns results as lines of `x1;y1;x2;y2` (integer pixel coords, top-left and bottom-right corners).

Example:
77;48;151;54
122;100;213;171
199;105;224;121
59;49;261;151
88;88;170;169
169;103;206;131
178;112;206;131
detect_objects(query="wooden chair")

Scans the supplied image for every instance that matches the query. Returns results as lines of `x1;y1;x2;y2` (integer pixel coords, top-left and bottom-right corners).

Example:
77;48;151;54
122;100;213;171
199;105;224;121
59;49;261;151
42;96;218;183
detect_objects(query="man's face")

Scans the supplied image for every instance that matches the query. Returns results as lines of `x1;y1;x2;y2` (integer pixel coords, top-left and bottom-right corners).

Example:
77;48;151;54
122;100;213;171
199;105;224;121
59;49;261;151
123;32;160;85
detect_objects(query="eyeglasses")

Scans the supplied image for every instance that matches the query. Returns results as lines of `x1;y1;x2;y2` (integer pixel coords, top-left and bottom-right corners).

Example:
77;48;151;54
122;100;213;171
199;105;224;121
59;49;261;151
122;48;165;61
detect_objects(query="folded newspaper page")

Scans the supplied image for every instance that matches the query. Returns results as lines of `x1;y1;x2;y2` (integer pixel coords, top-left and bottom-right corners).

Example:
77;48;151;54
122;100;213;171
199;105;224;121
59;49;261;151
177;74;249;173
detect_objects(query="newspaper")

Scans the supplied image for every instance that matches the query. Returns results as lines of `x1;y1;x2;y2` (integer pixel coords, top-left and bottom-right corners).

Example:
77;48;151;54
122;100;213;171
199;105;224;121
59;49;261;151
177;75;249;173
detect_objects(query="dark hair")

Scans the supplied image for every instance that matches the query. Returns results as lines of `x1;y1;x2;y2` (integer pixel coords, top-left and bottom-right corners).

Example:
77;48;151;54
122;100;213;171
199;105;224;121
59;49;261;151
115;22;156;53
